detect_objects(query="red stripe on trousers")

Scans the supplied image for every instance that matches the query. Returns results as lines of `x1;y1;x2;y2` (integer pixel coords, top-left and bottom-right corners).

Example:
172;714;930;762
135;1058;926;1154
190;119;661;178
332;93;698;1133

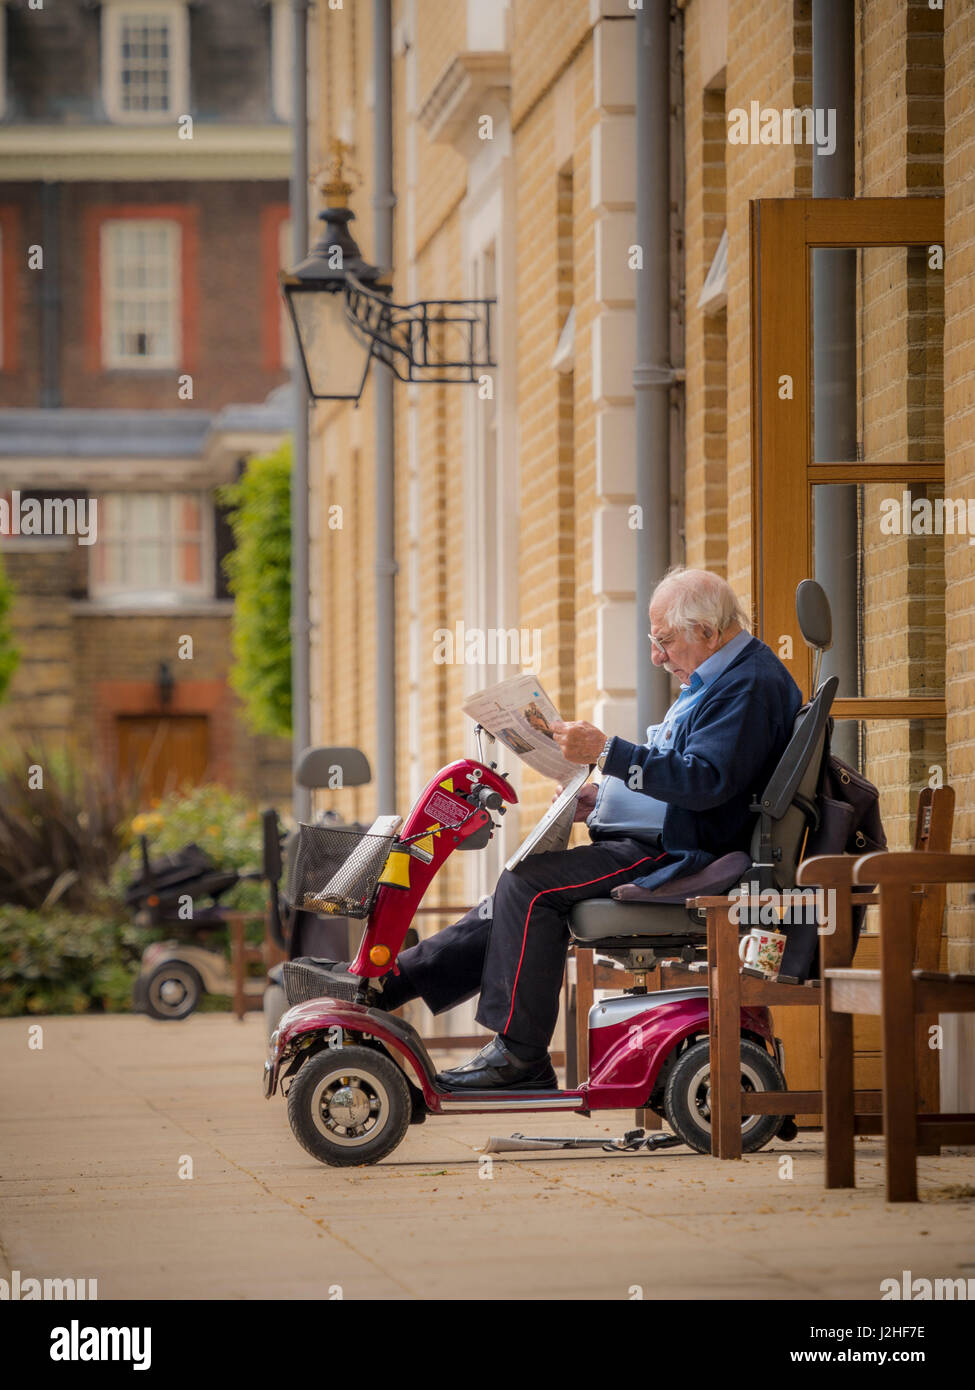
502;850;669;1037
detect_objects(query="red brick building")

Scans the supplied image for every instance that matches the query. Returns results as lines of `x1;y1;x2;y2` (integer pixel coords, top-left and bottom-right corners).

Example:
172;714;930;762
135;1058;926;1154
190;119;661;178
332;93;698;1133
0;0;295;804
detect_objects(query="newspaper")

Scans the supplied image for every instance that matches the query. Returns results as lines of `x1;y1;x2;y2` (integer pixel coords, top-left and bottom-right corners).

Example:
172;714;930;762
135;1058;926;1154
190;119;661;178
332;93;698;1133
461;674;583;782
461;675;592;869
503;766;590;871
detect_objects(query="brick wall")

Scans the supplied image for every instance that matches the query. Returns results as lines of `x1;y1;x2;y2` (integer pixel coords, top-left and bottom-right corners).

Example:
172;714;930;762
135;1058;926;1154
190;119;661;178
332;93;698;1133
681;14;728;574
0;547;291;804
6;0;277;124
569;34;599;734
509;0;592;130
944;0;975;973
0;190;41;402
721;0;811;609
0;180;291;411
306;0;973;987
514;94;563;829
307;6;602;891
856;3;946;855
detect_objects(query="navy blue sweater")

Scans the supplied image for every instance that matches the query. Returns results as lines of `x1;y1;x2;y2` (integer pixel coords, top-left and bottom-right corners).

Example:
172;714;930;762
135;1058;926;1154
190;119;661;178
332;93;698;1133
598;636;803;891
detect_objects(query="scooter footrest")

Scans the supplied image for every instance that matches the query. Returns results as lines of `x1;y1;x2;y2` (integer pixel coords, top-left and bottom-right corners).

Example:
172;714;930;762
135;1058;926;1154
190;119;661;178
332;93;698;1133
282;960;360;1005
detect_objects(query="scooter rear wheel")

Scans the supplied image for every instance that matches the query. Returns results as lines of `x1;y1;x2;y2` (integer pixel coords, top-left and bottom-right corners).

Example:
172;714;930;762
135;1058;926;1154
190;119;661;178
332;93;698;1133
664;1037;786;1155
287;1044;412;1167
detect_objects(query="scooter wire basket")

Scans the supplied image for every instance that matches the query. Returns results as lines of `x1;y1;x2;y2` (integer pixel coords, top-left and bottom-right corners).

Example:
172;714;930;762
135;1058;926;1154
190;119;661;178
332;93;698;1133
287;823;398;918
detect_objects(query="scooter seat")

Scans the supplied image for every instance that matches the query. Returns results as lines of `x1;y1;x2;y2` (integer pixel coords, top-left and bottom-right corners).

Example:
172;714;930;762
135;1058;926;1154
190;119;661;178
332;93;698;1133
568;899;703;944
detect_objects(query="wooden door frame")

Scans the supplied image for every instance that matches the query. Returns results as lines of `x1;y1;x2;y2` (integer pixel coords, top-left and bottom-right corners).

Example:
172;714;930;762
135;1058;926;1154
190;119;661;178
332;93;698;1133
749;196;945;712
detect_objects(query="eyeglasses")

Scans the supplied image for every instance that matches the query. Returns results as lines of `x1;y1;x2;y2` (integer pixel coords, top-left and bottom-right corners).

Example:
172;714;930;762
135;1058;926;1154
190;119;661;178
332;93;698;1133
648;631;678;655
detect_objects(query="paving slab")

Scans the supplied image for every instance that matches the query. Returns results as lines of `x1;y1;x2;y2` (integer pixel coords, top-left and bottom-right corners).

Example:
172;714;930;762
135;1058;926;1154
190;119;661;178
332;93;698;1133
1;1015;973;1301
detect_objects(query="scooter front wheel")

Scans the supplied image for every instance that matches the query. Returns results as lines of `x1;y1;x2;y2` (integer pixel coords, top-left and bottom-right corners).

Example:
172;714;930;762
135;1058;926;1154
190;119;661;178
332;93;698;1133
142;961;203;1020
287;1045;412;1167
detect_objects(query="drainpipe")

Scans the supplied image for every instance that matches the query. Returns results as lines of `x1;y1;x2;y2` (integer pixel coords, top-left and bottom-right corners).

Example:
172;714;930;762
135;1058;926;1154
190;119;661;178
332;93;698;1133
291;0;312;821
373;0;397;813
634;1;673;732
812;1;858;762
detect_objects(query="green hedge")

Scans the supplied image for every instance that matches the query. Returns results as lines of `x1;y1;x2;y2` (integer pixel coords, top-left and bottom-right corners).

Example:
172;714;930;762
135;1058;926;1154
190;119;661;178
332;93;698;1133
219;442;292;738
0;553;19;704
0;906;139;1016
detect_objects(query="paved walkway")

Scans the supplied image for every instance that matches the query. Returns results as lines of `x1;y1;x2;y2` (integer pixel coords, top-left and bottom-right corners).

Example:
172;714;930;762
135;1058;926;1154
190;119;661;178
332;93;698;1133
1;1015;973;1301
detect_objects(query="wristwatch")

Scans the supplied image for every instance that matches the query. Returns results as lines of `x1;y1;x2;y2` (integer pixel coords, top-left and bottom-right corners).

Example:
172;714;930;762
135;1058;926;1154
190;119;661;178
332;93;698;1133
596;736;614;772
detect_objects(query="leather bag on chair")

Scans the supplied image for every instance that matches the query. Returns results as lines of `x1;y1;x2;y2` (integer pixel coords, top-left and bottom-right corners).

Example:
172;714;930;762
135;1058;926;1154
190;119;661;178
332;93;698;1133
805;752;887;860
799;746;887;970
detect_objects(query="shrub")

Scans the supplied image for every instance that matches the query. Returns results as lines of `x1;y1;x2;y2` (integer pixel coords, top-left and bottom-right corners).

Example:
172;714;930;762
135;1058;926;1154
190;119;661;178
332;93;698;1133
113;782;269;922
0;905;140;1017
218;442;292;738
0;745;134;912
0;554;19;703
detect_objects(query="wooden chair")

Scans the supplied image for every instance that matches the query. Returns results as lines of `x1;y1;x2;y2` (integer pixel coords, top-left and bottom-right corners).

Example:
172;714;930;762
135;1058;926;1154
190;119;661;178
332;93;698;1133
802;788;953;1185
227;910;285;1020
823;844;975;1201
702;785;954;1161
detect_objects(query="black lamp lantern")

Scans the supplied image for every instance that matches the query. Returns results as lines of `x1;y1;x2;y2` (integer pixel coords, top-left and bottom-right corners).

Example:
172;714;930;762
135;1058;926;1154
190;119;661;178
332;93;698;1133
281;142;496;403
280;149;387;402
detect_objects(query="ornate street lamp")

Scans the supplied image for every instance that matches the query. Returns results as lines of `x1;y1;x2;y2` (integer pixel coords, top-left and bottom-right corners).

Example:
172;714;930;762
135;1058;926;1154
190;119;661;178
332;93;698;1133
281;143;496;403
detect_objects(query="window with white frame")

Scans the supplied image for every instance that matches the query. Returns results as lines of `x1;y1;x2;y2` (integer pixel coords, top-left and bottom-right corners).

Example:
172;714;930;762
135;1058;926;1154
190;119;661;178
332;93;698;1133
102;2;189;122
89;492;212;602
101;219;181;368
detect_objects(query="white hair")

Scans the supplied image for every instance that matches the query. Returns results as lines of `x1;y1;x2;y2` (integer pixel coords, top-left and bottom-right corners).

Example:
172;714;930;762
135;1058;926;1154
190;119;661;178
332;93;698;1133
651;566;750;637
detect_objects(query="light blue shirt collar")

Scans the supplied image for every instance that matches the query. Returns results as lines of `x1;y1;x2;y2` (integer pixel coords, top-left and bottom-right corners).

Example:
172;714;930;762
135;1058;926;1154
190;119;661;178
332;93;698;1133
683;628;753;692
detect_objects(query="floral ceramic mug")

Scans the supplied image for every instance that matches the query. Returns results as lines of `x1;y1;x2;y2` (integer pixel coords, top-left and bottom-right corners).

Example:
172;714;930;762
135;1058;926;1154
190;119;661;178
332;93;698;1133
738;927;787;980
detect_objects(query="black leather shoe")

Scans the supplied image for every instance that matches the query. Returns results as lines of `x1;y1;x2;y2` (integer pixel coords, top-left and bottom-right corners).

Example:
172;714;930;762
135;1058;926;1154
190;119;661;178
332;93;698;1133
436;1036;557;1091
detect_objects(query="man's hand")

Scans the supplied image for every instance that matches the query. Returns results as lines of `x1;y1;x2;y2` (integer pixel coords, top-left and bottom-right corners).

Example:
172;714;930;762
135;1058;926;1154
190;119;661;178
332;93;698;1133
551;719;608;765
553;780;598;821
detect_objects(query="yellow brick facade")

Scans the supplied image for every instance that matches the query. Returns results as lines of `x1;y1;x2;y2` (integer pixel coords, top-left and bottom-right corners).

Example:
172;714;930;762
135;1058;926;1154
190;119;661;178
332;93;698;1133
302;0;975;1029
944;0;975;975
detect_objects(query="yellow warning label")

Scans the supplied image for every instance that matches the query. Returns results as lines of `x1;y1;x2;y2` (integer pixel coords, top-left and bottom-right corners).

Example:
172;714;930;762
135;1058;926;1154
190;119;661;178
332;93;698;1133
411;832;436;862
439;777;454;792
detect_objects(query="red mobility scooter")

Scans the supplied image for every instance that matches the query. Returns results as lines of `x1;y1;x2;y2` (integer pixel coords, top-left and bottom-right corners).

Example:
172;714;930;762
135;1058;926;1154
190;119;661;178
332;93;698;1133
264;583;836;1167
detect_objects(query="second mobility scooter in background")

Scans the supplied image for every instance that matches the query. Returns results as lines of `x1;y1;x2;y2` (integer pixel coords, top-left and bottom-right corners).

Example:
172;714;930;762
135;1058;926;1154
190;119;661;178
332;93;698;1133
130;747;376;1022
260;744;421;1039
264;583;840;1166
128;837;264;1020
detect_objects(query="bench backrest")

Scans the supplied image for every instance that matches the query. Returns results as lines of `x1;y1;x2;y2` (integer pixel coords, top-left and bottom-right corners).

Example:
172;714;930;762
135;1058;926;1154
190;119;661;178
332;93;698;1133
910;786;956;970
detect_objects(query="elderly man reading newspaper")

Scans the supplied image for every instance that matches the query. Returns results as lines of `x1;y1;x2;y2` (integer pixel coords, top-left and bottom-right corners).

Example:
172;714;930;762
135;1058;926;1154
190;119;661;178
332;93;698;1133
302;567;801;1091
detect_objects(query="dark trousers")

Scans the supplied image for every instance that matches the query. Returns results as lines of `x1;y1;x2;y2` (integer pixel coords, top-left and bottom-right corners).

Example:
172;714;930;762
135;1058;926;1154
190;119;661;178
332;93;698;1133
396;837;668;1050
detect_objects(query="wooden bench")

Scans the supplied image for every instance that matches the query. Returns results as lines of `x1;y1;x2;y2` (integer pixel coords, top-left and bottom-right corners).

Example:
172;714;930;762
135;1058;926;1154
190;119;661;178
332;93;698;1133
824;848;975;1201
703;786;954;1159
